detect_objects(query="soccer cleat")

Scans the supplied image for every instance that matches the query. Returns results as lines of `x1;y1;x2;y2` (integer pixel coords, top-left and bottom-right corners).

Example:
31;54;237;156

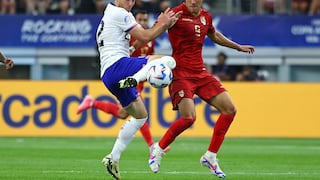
102;154;121;180
119;76;138;88
76;95;94;114
148;142;165;173
200;154;226;179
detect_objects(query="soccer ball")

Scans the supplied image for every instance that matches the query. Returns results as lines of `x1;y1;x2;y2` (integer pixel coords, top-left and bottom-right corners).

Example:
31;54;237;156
147;63;173;88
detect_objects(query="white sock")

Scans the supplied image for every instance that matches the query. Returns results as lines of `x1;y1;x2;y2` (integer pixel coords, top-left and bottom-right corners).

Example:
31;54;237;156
110;116;147;162
205;151;217;160
132;56;176;83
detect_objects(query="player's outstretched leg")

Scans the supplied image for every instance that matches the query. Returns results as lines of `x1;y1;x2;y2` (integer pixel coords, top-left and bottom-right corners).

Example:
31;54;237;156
200;152;226;178
119;56;176;89
148;142;165;173
102;154;121;180
76;95;94;114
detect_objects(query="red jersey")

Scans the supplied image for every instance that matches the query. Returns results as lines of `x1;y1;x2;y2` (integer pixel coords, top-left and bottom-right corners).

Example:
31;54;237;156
130;37;155;57
169;3;215;78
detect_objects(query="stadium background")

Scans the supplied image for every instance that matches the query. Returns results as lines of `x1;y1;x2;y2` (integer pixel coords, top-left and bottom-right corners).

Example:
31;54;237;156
1;0;320;138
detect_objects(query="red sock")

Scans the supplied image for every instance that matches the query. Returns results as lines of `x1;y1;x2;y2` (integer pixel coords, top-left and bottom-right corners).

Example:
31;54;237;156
93;101;120;117
139;122;154;147
208;114;235;153
159;117;195;149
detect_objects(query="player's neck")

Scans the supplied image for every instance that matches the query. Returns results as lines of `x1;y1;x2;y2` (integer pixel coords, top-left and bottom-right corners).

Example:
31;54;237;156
191;12;200;16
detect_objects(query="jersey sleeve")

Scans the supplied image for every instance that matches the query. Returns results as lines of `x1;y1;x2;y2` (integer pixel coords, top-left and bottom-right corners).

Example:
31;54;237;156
207;13;215;33
112;10;137;32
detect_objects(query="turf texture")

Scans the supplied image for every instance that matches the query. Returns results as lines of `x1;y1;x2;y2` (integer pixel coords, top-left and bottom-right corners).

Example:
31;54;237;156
0;137;319;180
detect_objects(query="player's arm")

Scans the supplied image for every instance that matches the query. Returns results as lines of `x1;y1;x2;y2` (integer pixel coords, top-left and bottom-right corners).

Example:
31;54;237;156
208;31;255;54
129;19;164;55
0;51;14;69
129;8;181;43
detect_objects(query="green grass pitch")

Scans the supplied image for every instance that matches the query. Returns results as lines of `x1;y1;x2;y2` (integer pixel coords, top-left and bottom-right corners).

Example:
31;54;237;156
0;137;319;180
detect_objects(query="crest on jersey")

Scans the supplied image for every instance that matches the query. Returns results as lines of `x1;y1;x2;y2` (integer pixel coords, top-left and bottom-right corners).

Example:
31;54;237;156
124;15;132;24
178;90;185;97
200;16;206;25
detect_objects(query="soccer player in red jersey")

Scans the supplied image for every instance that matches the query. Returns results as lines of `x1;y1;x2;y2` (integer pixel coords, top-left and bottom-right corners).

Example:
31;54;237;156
148;0;255;178
76;10;169;154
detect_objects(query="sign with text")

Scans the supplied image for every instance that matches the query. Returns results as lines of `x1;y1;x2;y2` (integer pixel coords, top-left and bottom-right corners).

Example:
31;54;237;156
1;15;320;47
0;15;101;47
0;81;320;137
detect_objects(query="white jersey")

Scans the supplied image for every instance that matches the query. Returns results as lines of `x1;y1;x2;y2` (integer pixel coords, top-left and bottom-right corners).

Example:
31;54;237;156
96;2;138;77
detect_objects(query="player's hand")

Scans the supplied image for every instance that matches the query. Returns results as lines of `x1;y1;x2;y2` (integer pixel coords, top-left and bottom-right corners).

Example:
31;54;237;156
3;58;14;69
157;8;181;28
238;45;255;54
169;10;182;28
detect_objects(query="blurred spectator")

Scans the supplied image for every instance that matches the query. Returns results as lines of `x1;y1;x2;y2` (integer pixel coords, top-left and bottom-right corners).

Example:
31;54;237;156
95;0;106;14
236;66;268;81
291;0;310;14
149;0;160;13
16;0;27;13
0;0;16;14
212;52;236;81
159;0;170;12
240;0;253;14
309;0;320;14
25;0;51;15
132;0;146;13
76;0;95;13
133;0;161;13
257;0;287;14
236;66;258;81
59;0;70;14
133;0;171;14
47;0;71;14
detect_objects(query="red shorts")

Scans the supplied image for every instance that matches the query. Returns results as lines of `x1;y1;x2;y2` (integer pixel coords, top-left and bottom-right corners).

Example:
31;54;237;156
169;73;226;110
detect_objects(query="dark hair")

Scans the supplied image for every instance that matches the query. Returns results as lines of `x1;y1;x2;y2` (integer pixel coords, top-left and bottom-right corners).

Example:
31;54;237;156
217;52;227;59
133;9;148;17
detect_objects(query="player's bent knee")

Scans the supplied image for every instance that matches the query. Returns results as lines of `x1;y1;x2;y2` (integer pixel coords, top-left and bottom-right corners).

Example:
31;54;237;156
161;56;176;69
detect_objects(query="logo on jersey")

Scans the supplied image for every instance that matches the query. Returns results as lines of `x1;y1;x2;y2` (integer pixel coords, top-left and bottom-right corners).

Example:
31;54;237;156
178;90;185;97
200;16;206;25
124;15;132;24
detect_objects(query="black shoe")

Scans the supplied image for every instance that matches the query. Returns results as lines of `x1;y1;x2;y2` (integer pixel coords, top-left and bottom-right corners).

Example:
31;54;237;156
119;76;137;88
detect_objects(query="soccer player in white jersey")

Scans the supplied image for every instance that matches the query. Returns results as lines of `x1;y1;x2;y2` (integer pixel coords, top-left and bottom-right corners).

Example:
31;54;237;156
95;0;181;179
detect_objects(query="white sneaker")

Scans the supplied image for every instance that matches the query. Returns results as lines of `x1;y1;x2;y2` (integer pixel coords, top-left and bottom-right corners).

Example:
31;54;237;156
148;142;164;173
200;154;226;178
149;143;170;154
102;154;121;179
